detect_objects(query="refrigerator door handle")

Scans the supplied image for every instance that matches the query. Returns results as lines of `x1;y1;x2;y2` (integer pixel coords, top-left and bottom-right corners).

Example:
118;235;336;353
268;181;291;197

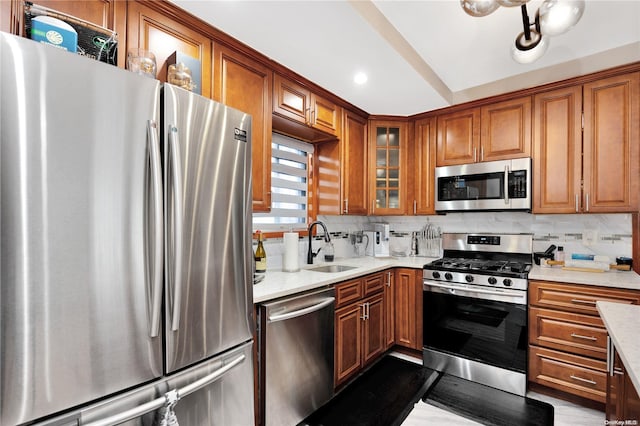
147;120;164;338
168;125;184;332
83;353;247;426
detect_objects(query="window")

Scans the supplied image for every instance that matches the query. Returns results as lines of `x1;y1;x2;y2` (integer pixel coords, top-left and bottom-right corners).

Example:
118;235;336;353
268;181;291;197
253;133;313;231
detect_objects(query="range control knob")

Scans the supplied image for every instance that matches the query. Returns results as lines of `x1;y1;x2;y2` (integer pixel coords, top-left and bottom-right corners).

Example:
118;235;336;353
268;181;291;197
503;278;513;287
465;275;474;283
444;272;453;281
488;277;497;285
432;271;441;279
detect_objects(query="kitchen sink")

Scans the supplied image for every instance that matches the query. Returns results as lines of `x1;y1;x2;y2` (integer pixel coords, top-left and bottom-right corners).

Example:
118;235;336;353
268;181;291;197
307;264;357;273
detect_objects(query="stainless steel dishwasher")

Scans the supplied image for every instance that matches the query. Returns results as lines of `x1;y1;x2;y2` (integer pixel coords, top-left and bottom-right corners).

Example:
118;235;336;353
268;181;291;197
258;286;335;426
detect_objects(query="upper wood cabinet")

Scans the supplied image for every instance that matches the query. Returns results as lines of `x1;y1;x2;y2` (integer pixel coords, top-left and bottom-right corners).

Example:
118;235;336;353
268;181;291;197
369;120;408;215
126;1;212;98
532;85;583;213
315;108;368;216
214;45;273;212
341;110;368;215
533;72;639;213
582;73;639;213
411;117;437;215
436;96;531;166
272;73;340;141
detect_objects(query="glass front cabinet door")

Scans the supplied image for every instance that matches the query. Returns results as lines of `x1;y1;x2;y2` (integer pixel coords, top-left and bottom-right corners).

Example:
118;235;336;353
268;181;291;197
369;120;407;215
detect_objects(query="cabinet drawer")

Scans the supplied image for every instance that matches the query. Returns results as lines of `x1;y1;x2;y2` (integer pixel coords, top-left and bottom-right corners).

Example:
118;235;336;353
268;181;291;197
363;273;384;297
335;279;363;308
529;307;607;360
529;280;640;315
529;345;607;403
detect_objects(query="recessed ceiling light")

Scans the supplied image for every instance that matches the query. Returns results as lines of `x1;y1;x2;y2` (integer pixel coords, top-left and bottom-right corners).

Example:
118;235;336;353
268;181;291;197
354;72;368;85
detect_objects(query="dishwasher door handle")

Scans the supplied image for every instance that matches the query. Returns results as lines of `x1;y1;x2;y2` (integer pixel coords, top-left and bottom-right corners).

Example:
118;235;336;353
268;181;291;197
267;297;335;323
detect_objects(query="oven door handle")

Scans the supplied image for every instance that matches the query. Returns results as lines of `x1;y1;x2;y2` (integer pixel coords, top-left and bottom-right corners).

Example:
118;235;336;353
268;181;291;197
424;280;526;299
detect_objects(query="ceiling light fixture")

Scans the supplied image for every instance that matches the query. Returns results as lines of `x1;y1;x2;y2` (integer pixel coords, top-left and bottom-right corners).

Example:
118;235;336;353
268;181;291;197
460;0;585;64
354;72;368;85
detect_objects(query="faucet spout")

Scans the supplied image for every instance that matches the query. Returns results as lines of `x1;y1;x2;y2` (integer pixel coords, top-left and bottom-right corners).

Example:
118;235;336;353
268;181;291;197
307;221;331;264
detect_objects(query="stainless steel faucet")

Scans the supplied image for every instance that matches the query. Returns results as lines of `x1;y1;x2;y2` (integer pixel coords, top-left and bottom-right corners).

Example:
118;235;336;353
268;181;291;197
307;221;331;264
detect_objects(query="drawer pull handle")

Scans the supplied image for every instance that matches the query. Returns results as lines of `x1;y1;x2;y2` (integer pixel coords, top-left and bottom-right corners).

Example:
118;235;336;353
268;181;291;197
570;375;597;385
570;299;596;306
571;333;598;342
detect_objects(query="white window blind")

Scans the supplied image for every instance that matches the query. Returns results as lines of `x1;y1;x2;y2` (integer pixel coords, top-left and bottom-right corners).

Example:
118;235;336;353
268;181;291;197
253;133;313;230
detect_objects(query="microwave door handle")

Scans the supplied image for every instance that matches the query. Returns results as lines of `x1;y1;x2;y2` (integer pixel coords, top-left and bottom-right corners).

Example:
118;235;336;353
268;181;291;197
504;165;510;205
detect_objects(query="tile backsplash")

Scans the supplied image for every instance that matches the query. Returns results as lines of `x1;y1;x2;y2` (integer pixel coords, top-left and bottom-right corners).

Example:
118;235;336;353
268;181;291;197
254;212;633;271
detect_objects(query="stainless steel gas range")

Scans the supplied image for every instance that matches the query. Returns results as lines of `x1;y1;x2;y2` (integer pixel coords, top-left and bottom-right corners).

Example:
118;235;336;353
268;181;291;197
422;233;533;396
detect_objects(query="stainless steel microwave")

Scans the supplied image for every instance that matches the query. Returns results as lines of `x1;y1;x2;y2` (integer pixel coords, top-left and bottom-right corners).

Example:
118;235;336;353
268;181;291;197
435;158;532;213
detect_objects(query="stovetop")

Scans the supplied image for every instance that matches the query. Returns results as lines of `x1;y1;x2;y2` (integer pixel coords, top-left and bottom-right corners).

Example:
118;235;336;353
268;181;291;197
426;257;532;278
422;233;533;291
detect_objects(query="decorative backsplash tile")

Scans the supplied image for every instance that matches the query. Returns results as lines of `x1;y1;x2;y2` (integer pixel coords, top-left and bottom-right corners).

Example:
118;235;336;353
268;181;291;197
255;212;633;270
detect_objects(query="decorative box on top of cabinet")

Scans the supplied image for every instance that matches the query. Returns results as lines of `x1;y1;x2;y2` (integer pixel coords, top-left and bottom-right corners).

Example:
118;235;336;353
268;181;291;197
436;96;531;167
126;1;213;98
528;280;640;404
533;72;640;214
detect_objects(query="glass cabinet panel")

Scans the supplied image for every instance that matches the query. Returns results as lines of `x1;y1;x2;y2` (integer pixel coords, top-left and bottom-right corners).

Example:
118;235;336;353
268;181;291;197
373;126;401;210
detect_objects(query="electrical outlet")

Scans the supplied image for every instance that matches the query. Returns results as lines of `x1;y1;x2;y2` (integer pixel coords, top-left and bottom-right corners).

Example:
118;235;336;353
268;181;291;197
583;229;598;246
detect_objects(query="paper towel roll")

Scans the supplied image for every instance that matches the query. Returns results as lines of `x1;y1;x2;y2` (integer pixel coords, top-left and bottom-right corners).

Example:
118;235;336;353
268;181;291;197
283;232;300;272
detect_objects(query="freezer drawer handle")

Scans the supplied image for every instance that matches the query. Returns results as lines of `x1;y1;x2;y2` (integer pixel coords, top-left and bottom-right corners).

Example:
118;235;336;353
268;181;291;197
83;353;246;426
267;297;335;323
147;120;164;338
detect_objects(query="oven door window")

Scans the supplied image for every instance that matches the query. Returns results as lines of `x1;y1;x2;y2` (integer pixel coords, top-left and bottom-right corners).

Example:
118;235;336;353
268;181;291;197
423;290;527;373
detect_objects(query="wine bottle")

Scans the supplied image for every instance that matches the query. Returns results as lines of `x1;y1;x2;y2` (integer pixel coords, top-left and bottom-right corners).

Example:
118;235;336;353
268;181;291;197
255;230;267;273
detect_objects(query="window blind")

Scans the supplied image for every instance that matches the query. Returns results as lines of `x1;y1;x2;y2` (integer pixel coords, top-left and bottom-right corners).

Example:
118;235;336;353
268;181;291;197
253;133;313;230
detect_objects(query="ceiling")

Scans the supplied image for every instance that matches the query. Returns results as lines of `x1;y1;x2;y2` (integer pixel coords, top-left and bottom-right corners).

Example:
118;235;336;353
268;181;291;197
172;0;640;116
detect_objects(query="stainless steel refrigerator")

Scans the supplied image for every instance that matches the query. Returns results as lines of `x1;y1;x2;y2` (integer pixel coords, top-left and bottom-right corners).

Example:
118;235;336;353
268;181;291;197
0;32;254;425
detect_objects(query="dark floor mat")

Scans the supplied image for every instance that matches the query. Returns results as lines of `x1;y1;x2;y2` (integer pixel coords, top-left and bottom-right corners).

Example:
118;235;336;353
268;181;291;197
300;356;439;426
424;374;554;426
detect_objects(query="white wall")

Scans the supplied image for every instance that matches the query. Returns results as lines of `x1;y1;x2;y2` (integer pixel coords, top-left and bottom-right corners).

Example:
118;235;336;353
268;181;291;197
254;213;633;271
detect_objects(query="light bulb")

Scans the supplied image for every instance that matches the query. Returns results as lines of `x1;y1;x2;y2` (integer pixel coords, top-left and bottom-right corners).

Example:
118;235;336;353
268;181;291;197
538;0;585;36
460;0;500;17
511;30;549;63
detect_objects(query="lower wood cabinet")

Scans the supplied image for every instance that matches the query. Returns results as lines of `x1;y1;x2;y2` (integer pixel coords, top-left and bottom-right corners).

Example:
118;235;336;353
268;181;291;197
394;268;422;350
607;347;640;421
529;280;640;403
334;272;386;388
383;270;395;349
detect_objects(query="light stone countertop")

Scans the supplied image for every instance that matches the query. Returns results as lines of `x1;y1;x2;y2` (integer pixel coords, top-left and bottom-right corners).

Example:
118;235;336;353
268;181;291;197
597;301;640;395
529;265;640;291
254;259;640;304
253;256;437;304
